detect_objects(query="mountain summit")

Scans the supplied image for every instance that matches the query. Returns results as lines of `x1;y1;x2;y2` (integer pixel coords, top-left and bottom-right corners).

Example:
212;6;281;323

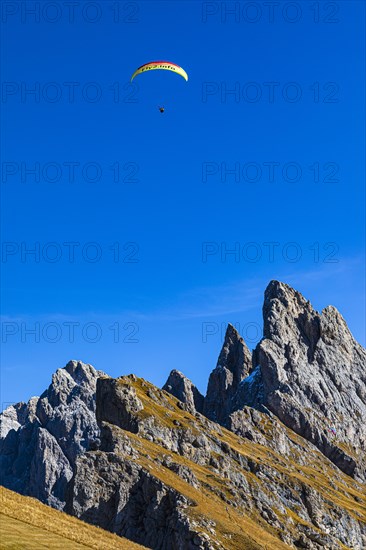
1;281;365;549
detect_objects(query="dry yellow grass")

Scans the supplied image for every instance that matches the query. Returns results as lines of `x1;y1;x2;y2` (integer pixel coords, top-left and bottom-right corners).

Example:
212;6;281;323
107;425;288;548
117;375;366;549
0;486;147;550
3;375;364;550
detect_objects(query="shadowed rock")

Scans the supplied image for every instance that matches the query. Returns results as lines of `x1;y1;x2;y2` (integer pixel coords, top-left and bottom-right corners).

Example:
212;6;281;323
96;377;143;433
0;360;105;509
203;324;252;424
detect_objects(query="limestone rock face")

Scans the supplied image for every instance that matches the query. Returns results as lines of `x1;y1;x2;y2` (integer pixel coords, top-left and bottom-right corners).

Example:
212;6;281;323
163;370;204;414
68;452;206;550
1;280;366;549
198;281;366;483
252;281;366;482
68;377;222;549
203;324;252;424
0;360;105;509
0;402;27;438
68;374;366;550
96;376;144;433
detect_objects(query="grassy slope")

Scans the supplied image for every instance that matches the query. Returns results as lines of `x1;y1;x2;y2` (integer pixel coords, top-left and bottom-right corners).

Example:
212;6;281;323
2;375;365;549
112;376;366;550
0;486;147;550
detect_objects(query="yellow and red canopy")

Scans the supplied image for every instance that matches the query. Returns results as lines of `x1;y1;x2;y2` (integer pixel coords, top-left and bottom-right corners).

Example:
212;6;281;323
131;61;188;82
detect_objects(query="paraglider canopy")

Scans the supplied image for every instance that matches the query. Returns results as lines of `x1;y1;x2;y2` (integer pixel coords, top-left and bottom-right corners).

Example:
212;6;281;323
131;61;188;82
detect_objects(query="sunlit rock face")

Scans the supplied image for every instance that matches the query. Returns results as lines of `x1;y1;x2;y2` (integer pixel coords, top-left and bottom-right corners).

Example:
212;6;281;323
253;281;366;482
1;281;366;549
200;280;366;483
163;369;205;415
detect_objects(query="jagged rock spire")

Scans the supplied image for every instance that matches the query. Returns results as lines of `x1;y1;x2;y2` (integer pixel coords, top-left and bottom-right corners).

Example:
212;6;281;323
254;280;366;481
163;370;204;414
203;323;252;424
0;360;105;510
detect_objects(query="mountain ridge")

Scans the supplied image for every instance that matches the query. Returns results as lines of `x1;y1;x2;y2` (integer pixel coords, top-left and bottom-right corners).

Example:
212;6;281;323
1;280;365;549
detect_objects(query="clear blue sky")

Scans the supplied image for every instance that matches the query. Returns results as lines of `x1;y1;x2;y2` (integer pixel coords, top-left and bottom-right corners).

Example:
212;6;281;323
1;1;365;407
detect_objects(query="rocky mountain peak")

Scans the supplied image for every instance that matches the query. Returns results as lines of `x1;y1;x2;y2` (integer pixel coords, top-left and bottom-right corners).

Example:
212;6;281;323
0;360;105;510
255;282;366;481
162;280;365;483
217;323;251;376
162;369;204;414
262;280;321;353
69;372;366;549
203;323;252;424
64;359;104;387
1;280;365;549
320;305;357;349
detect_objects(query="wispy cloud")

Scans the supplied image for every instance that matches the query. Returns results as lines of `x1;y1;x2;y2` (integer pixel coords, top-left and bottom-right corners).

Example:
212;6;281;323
1;255;364;324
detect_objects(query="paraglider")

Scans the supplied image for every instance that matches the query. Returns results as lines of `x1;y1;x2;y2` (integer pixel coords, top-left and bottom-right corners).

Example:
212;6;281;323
130;61;188;82
131;61;188;113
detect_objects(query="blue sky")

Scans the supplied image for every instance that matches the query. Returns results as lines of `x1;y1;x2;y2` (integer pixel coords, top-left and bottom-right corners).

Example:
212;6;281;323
1;0;365;407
